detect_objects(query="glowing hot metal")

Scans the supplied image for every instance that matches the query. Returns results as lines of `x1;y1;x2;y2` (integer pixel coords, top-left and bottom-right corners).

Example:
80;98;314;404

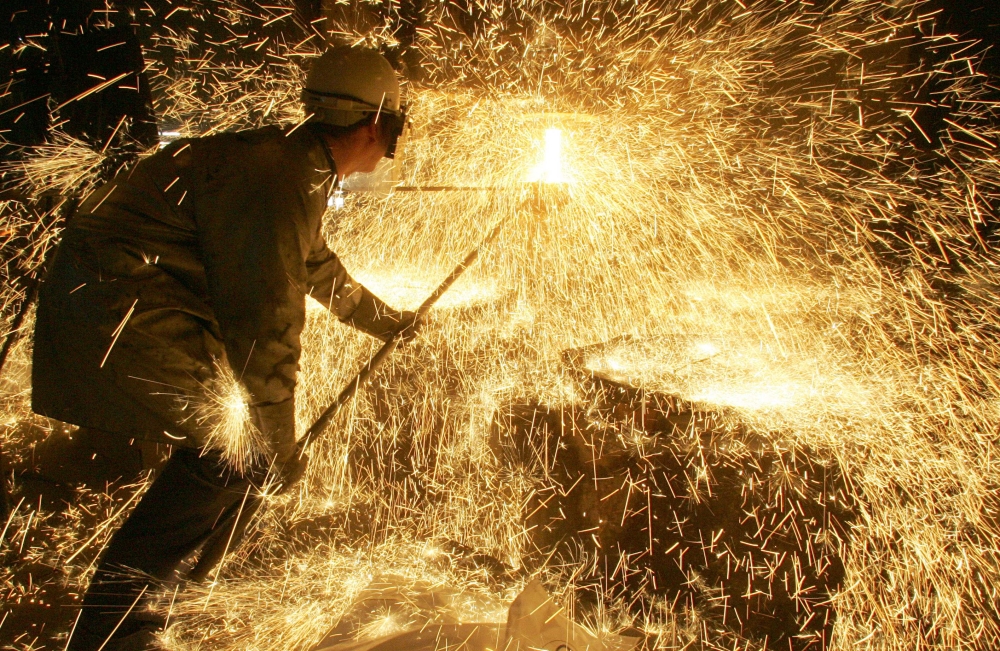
527;128;568;184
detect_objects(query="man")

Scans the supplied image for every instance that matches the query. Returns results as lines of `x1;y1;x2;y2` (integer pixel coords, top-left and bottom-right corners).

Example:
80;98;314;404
30;46;416;651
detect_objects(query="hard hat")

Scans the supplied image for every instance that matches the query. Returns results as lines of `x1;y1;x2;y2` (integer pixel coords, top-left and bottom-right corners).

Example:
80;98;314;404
302;46;408;158
302;46;402;125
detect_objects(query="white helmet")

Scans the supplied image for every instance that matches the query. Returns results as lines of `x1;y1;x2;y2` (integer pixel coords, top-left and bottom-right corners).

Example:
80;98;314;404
302;46;408;158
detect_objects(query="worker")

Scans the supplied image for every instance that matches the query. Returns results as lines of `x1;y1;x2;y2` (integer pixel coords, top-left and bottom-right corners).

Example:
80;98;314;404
29;46;416;651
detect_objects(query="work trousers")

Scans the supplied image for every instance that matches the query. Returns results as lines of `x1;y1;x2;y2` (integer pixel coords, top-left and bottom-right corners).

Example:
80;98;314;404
31;427;170;491
69;447;259;651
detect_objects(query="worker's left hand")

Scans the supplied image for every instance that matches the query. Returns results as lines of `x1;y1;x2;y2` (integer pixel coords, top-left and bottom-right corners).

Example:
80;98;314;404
395;310;422;343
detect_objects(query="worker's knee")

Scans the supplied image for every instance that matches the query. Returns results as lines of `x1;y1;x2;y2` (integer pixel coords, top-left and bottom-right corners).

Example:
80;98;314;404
174;446;261;493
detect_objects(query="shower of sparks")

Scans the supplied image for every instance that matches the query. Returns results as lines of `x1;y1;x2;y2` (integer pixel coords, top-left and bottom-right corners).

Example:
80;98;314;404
3;0;1000;650
194;363;269;475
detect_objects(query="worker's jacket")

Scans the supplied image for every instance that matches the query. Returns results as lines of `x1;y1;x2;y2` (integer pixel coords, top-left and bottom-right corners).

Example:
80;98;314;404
32;125;403;452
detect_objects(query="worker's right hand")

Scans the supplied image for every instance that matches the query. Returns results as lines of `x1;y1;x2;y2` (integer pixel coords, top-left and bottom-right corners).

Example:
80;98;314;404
395;309;422;343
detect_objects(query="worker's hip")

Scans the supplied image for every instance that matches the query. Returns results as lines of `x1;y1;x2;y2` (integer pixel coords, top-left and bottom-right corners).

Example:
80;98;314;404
23;425;276;499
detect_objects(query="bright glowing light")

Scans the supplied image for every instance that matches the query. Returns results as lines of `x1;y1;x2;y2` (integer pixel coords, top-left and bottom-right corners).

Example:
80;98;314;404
158;130;183;149
582;333;870;419
688;385;797;410
695;342;719;357
195;363;268;474
527;128;568;183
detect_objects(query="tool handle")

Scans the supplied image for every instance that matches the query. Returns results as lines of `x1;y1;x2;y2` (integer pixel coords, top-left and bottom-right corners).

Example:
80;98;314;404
416;219;503;317
300;336;399;447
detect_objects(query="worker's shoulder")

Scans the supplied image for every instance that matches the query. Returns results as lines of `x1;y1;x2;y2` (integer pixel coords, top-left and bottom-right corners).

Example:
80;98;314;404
194;126;326;178
157;125;327;186
197;125;320;159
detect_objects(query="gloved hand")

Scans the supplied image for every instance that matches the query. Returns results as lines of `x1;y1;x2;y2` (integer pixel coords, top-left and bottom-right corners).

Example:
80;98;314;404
250;399;306;493
344;289;425;343
395;309;422;343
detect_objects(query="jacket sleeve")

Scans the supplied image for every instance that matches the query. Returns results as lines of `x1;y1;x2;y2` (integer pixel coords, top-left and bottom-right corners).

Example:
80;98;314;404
305;234;408;342
194;149;314;457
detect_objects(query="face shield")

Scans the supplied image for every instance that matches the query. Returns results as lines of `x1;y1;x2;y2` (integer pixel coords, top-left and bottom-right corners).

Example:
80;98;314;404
381;104;409;160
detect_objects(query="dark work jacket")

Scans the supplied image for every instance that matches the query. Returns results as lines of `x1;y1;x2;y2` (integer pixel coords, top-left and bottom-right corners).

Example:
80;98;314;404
32;125;402;450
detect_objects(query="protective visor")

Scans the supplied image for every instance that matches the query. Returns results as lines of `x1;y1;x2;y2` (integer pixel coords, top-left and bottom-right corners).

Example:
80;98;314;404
380;103;408;160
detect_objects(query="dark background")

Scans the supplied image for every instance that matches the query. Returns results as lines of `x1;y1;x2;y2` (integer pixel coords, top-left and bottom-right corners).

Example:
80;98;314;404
933;0;1000;80
1;0;998;155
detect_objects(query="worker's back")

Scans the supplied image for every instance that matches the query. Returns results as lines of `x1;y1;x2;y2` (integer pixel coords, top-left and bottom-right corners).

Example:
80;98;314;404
32;125;335;446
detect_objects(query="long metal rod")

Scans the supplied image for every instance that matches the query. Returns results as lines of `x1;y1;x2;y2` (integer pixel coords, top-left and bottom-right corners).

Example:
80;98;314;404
187;219;505;582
